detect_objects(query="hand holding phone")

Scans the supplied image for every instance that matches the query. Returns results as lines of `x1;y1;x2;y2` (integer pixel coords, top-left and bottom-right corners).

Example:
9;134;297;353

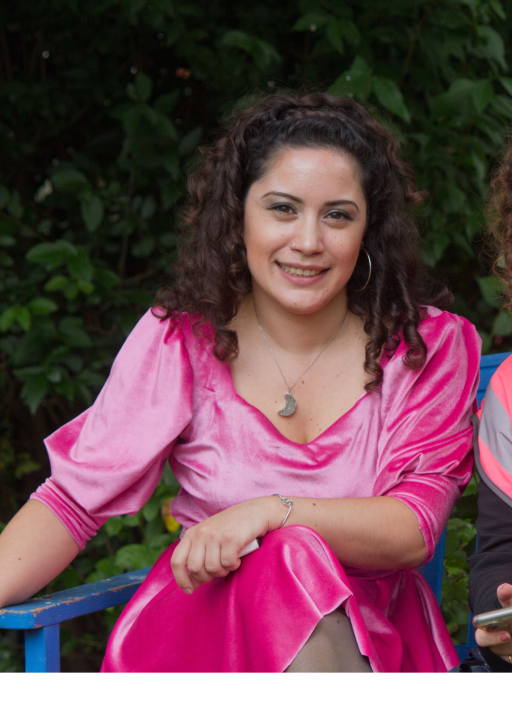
473;583;512;659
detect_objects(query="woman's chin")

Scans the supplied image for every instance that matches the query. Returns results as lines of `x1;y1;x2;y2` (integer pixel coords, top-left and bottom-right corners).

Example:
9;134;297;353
271;294;343;317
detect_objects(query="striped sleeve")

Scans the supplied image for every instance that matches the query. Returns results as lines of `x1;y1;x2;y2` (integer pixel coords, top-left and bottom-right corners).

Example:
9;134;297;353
476;354;512;509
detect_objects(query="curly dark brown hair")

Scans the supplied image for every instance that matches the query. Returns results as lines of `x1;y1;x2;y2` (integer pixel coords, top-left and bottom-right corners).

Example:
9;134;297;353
488;135;512;307
155;92;452;391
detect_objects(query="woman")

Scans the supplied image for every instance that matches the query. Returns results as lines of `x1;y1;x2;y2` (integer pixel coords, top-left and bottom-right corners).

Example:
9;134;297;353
0;93;480;672
469;139;512;672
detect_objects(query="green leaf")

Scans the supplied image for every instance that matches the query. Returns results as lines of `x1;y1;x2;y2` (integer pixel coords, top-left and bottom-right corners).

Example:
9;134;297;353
329;56;372;98
140;196;156;220
79;193;104;232
489;0;506;20
142;497;160;522
28;297;58;315
0;186;10;209
52;169;90;193
421;234;450;268
105;517;123;537
135;72;152;103
372;77;410;122
491;309;512;337
340;21;361;47
499;77;512;97
476;25;506;70
20;373;49;414
115;544;159;571
326;21;344;54
0;235;15;247
154;91;180;115
58;317;93;348
94;268;120;288
66;248;94;283
476;275;505;309
26;240;77;270
0;306;31;332
44;275;69;292
292;13;331;32
430;78;475;119
7;191;23;219
471;79;494;113
131;235;155;257
219;30;252;51
178;126;202;157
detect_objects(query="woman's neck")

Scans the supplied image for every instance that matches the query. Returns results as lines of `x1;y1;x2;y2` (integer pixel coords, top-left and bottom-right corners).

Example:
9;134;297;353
243;288;352;357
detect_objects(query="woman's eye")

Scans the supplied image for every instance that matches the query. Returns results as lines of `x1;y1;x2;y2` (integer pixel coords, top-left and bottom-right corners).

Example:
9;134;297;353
326;210;351;221
269;204;295;215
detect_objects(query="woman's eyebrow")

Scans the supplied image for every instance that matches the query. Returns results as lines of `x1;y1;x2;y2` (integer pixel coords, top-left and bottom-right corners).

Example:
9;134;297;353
261;191;302;203
325;200;360;211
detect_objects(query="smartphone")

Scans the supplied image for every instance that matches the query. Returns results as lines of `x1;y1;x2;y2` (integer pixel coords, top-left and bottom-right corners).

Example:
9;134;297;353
473;606;512;632
239;538;260;557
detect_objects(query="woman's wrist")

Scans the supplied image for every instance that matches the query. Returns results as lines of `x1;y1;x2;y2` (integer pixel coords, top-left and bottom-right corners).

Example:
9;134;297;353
264;495;292;532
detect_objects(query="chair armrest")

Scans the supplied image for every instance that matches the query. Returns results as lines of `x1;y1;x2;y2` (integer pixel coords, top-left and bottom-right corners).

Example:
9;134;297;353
0;568;150;630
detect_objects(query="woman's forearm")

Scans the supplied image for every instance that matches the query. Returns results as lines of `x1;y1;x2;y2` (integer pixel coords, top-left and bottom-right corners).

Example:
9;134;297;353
0;500;79;608
272;496;426;569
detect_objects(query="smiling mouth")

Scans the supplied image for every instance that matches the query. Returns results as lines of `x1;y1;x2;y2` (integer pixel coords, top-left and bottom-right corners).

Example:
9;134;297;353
277;263;327;277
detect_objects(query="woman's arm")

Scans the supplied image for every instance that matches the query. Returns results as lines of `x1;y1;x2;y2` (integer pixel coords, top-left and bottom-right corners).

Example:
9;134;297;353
469;480;512;662
0;500;79;608
171;494;425;593
278;495;426;568
469;480;512;615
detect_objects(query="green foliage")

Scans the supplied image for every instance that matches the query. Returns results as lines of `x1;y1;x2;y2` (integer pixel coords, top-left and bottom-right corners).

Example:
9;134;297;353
2;0;512;668
441;472;479;643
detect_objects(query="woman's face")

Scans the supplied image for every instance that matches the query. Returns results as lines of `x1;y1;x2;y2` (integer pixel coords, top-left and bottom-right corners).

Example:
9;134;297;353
243;146;367;316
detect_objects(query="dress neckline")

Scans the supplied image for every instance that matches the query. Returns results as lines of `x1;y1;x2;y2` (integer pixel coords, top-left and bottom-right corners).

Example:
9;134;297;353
224;352;393;447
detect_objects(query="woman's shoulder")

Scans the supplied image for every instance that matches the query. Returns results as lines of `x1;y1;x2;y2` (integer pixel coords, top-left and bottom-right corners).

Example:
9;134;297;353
390;305;481;365
113;308;215;373
418;305;480;347
485;351;512;418
382;306;481;392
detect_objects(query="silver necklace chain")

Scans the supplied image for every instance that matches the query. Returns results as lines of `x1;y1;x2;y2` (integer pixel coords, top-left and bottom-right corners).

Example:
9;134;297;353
254;306;349;395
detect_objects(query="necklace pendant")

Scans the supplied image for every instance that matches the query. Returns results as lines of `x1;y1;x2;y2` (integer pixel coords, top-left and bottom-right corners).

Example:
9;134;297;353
278;392;297;417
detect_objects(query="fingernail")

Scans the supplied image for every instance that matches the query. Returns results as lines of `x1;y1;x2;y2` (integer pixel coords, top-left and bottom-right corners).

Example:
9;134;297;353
184;588;192;595
499;632;510;642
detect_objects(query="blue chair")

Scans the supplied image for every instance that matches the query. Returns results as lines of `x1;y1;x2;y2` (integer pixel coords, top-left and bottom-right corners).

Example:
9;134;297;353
1;352;510;671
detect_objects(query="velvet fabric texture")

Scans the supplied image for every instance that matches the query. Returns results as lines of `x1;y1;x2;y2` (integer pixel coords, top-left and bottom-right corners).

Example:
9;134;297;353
31;306;480;672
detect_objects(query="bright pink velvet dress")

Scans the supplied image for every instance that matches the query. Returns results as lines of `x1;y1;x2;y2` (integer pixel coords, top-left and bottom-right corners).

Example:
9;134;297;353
31;306;480;672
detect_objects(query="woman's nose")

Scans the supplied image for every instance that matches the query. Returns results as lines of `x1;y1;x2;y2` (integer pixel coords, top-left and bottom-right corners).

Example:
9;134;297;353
291;217;324;254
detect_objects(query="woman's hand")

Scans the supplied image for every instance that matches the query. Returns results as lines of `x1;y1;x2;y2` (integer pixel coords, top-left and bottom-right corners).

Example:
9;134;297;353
170;496;283;594
475;583;512;660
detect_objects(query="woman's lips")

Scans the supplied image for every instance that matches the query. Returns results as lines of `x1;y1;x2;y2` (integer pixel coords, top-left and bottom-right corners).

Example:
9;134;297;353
276;262;329;285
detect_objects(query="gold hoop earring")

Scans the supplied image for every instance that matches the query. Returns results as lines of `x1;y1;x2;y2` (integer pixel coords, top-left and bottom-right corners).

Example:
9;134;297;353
352;248;372;292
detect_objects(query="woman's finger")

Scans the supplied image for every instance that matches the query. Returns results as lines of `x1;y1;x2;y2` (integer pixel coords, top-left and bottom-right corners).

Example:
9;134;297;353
187;541;215;584
475;626;512;648
204;542;230;578
170;537;195;593
220;542;242;572
497;582;512;609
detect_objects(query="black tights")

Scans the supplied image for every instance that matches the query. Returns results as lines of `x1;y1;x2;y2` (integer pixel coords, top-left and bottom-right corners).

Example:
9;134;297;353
285;607;372;673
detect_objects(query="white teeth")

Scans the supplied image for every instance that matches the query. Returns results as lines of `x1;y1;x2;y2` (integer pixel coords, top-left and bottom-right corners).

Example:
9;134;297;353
280;264;323;277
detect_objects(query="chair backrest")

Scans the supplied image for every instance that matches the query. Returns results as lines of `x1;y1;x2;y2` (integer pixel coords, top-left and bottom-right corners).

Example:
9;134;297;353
478;352;511;405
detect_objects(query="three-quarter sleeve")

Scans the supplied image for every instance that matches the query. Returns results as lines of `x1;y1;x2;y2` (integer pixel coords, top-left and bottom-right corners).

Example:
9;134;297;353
31;310;194;549
373;309;481;562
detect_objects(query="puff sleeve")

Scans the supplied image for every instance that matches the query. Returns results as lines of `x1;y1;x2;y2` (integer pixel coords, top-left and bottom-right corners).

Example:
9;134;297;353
30;310;194;549
374;309;481;562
